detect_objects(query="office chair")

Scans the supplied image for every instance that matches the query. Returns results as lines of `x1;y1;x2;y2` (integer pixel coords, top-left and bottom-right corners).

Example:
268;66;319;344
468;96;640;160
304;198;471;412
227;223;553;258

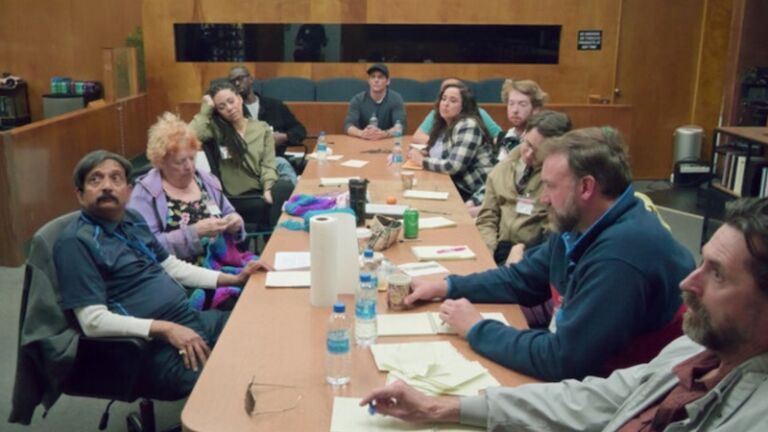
475;78;506;103
315;77;368;102
389;78;424;102
9;212;179;432
261;77;315;101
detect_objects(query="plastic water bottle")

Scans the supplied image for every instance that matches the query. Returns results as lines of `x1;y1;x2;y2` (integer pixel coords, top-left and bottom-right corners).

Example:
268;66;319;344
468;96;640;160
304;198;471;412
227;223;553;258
368;114;378;129
355;273;378;346
391;120;403;174
361;249;379;288
326;303;351;386
316;131;328;164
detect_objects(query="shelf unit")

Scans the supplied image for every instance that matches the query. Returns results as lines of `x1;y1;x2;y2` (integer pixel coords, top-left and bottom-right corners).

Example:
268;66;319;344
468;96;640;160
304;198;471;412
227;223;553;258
701;126;768;244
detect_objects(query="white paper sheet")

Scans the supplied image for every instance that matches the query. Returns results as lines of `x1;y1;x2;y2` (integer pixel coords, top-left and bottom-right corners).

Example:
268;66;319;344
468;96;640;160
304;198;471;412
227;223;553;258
418;217;457;230
265;271;311;288
320;177;361;187
404;190;449;200
366;203;409;217
274;251;311;271
411;246;475;261
308;152;344;161
340;159;369;168
377;312;510;337
397;261;449;277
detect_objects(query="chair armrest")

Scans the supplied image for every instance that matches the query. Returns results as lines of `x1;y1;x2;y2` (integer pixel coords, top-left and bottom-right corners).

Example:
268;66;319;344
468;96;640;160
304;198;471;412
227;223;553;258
62;336;151;402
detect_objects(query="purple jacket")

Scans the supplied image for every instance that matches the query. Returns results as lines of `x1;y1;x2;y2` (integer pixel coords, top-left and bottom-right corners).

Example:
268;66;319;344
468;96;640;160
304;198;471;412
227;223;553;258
128;168;244;260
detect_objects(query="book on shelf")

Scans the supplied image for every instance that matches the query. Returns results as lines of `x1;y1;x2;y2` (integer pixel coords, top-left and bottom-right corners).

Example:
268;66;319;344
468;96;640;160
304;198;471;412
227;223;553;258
742;158;768;197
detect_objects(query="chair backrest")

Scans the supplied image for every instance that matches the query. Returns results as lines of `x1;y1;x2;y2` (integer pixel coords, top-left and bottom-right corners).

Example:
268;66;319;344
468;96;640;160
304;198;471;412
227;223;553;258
315;77;368;102
389;78;424;102
261;77;316;101
475;78;506;103
421;79;444;102
207;77;262;95
19;212;79;333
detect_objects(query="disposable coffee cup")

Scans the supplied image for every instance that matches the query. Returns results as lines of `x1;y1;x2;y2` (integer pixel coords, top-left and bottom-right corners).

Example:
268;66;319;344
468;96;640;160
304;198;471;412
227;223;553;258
401;171;416;190
356;227;372;253
387;273;412;310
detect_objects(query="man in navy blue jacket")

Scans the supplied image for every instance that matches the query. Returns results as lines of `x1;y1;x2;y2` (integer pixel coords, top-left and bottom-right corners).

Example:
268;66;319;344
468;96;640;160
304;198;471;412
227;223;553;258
406;127;695;381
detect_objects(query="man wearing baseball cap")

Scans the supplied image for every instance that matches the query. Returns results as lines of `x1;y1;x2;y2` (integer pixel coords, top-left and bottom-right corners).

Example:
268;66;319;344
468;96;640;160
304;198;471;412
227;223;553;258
344;63;406;140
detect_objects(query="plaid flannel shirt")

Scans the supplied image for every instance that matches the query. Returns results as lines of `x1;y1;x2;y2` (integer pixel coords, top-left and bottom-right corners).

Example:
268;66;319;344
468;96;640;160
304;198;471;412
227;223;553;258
423;117;494;204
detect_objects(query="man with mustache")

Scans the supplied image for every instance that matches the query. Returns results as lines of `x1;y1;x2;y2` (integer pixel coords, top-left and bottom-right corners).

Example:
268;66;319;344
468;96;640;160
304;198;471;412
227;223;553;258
403;127;695;381
363;197;768;431
52;150;271;400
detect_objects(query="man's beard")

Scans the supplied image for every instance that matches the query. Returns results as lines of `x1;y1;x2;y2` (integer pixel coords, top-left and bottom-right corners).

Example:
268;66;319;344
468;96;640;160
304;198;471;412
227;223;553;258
549;193;580;233
682;291;747;352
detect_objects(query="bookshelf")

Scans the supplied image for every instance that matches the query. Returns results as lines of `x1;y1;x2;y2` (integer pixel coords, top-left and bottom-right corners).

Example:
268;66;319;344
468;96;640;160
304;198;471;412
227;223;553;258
701;126;768;244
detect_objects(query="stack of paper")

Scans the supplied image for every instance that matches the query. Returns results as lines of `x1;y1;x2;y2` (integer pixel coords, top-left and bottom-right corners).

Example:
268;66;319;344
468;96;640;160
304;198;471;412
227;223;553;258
377;312;509;336
411;246;475;261
370;341;499;396
404;190;449;200
330;397;481;431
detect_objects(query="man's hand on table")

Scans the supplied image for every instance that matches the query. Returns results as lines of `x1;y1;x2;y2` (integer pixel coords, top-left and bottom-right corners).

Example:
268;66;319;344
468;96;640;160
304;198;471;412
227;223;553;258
404;278;449;306
438;298;483;338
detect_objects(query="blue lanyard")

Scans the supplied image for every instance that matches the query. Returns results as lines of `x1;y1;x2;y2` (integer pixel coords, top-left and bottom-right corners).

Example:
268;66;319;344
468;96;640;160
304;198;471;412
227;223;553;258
80;213;158;263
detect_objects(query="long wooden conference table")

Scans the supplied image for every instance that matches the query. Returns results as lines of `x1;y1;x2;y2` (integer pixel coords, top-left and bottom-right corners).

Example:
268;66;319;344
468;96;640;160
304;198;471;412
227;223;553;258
181;135;538;431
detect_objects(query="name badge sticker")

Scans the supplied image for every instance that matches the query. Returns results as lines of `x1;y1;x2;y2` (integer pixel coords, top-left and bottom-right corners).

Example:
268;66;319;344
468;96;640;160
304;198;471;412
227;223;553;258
516;197;535;215
219;146;231;159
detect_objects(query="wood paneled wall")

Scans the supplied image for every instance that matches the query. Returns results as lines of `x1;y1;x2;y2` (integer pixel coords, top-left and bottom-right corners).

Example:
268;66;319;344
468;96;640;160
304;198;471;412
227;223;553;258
0;95;149;266
0;0;142;121
143;0;622;117
144;0;734;179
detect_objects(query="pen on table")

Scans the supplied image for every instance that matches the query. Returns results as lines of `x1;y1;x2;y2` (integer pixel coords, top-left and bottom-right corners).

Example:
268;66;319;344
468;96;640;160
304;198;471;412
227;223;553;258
436;246;466;254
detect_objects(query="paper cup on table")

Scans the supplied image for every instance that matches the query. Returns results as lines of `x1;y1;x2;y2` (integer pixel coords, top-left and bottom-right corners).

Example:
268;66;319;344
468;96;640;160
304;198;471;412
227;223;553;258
309;213;361;307
400;171;416;190
356;227;372;254
387;273;412;310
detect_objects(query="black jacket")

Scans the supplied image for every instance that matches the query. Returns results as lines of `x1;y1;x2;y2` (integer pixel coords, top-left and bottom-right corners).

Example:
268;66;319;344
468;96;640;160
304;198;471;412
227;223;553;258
244;93;307;156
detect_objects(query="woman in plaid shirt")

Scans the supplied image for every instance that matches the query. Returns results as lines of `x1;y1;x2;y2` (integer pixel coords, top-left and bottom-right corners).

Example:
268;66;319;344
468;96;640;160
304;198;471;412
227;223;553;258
407;83;495;207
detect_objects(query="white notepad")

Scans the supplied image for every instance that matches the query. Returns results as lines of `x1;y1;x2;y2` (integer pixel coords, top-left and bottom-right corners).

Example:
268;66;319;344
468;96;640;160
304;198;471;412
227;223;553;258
340;159;369;168
404;190;449;200
411;245;475;261
418;216;457;229
274;252;310;271
397;261;449;277
330;397;482;432
308;152;344;161
265;271;311;288
320;176;360;187
366;203;408;217
378;312;509;336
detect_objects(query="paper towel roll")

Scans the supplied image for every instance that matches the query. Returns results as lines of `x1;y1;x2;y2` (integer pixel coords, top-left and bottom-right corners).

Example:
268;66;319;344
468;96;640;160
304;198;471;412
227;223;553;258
309;213;361;307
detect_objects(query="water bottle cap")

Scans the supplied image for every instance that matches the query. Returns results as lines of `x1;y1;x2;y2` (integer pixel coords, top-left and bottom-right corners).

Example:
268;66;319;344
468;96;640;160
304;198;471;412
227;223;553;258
363;249;374;258
360;273;372;282
333;303;345;313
